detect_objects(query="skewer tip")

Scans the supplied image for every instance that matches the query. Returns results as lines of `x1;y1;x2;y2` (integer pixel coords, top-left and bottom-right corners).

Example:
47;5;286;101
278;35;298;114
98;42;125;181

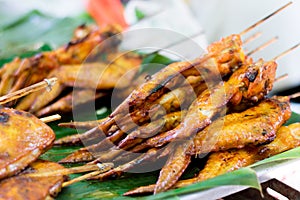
40;114;61;123
240;1;293;36
289;92;300;99
247;36;278;56
273;42;300;61
243;31;263;45
274;74;288;83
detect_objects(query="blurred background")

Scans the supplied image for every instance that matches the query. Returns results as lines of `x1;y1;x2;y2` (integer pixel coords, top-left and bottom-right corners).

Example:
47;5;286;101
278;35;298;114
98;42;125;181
1;0;299;109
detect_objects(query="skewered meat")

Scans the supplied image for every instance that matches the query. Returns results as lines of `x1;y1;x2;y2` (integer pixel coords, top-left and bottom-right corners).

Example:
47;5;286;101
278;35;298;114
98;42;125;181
59;111;185;163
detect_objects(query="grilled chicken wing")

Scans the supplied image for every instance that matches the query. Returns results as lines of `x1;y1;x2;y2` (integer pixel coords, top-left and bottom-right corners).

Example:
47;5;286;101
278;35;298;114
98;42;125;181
0;160;66;200
189;96;291;155
0;108;55;180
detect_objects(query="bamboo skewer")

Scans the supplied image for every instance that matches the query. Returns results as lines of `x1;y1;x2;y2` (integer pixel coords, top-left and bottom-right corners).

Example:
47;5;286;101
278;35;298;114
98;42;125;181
274;73;288;83
289;92;300;99
247;36;278;56
273;42;300;61
0;78;57;105
243;32;263;45
62;171;104;187
240;2;292;36
62;163;114;187
39;114;62;123
26;163;113;178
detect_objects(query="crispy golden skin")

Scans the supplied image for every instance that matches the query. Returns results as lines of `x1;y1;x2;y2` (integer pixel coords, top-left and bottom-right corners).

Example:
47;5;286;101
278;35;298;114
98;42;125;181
51;53;142;90
124;123;300;196
136;59;277;150
102;35;246;145
118;111;185;149
154;141;192;194
0;160;66;200
16;78;65;111
189;96;291;155
0;108;55;180
196;123;300;181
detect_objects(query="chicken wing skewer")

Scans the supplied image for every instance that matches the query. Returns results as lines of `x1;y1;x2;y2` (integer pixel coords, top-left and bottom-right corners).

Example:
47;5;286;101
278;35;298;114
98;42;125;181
87;94;291;183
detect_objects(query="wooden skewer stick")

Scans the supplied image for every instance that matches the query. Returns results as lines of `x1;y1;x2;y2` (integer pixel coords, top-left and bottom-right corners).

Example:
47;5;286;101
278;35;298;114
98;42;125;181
247;36;278;56
39;114;61;123
240;2;292;36
243;32;262;45
274;73;288;83
62;171;103;187
26;163;113;178
273;42;300;61
289;92;300;99
0;78;57;105
62;163;114;187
